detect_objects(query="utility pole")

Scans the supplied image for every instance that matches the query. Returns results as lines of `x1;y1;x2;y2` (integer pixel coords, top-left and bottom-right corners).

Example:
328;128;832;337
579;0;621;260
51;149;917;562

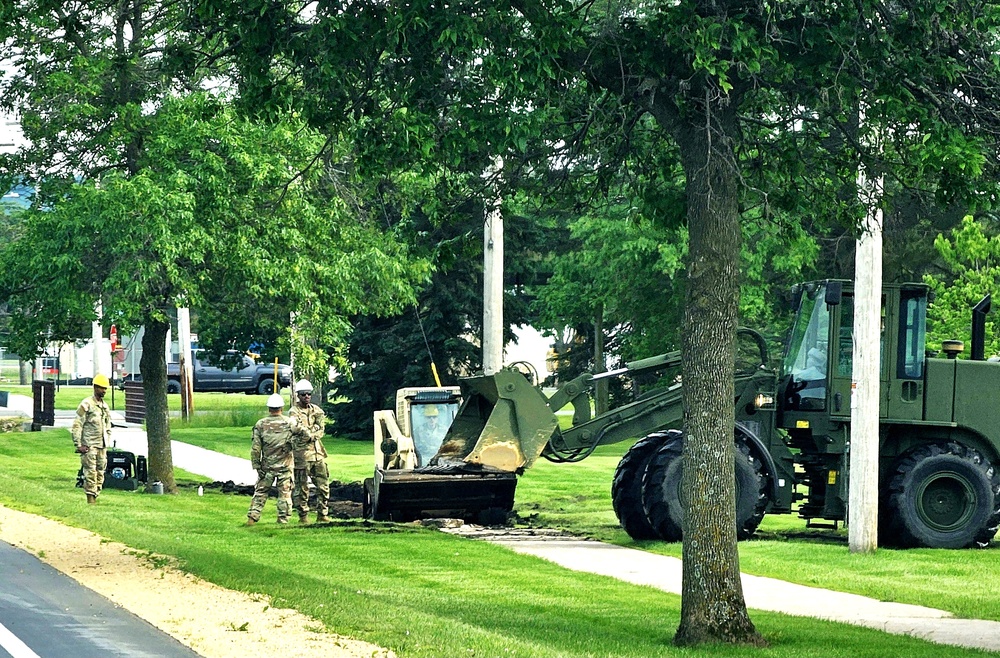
483;158;504;376
177;307;194;420
849;159;883;554
92;300;104;378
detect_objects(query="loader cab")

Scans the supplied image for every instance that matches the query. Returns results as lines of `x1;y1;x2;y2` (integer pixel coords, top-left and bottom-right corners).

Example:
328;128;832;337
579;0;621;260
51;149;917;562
781;280;930;421
409;397;460;467
782;283;833;411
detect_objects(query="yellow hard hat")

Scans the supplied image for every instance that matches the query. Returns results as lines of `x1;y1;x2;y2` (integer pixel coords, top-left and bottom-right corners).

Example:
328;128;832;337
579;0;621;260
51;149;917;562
93;374;111;388
423;405;439;417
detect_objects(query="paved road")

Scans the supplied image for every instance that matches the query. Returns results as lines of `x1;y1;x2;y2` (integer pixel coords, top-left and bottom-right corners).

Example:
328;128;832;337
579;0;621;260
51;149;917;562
0;540;202;658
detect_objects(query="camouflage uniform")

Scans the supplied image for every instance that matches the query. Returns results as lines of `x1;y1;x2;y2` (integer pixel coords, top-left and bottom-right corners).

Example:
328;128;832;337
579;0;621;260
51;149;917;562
71;395;112;498
247;414;304;523
289;402;329;518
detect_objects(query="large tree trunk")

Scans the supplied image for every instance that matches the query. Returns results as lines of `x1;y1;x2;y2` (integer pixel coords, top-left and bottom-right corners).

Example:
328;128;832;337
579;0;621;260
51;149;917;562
140;318;176;493
672;105;765;647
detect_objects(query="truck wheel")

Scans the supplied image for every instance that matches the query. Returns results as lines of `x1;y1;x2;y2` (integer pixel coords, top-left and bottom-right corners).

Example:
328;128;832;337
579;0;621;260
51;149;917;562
612;431;674;540
641;436;767;542
885;442;1000;548
257;379;275;395
166;380;181;394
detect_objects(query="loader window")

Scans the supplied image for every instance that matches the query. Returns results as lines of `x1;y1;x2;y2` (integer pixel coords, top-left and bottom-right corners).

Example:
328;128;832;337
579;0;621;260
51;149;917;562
836;294;887;378
783;286;830;410
897;291;926;379
410;402;459;467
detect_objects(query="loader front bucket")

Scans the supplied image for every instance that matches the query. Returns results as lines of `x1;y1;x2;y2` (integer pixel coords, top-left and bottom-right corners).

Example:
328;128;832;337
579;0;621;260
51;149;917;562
435;369;559;472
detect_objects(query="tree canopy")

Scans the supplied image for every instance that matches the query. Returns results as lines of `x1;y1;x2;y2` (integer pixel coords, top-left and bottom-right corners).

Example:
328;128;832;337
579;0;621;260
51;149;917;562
0;0;428;490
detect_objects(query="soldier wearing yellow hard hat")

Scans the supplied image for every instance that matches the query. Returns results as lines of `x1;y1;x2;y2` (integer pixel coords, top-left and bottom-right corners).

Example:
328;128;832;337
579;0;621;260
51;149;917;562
71;374;113;504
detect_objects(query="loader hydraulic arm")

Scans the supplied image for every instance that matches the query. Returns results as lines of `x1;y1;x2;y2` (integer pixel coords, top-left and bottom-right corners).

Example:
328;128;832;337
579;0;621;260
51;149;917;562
543;350;684;461
542;330;767;461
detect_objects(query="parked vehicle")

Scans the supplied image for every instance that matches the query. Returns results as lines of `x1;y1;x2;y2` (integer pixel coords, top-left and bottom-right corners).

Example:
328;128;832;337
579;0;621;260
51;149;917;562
367;280;1000;549
165;350;293;395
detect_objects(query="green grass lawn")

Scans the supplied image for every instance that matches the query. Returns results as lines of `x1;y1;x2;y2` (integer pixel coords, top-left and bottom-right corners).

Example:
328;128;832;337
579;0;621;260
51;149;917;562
514;445;1000;622
168;424;1000;624
2;422;999;657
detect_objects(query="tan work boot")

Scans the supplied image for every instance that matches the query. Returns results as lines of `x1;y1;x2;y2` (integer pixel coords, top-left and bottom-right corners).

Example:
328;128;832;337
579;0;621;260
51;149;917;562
245;518;257;526
86;494;96;504
276;518;288;525
299;513;310;524
316;513;331;523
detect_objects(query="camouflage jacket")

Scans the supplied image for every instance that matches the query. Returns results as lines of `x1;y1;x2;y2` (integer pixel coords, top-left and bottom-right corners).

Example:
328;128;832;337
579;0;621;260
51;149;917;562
250;414;305;472
71;396;111;450
289;402;327;468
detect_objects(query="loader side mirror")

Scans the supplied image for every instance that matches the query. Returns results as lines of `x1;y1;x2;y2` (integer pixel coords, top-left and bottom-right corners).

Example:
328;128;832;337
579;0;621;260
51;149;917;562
825;281;842;306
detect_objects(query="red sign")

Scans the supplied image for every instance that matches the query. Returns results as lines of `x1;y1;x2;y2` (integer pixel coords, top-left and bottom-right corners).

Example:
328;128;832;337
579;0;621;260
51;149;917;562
110;325;118;352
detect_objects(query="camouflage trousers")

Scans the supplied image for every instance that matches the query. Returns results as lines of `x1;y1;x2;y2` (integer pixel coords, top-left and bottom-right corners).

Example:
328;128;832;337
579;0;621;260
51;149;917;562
247;469;293;522
293;460;330;516
80;447;106;497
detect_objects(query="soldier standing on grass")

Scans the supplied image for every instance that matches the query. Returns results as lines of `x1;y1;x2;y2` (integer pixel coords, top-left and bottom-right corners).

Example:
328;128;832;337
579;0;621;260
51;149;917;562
289;379;330;524
247;393;306;526
71;374;112;504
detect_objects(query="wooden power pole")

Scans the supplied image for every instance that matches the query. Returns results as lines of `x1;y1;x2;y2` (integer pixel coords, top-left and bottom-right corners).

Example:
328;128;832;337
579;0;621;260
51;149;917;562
849;164;883;554
177;307;194;420
483;160;504;376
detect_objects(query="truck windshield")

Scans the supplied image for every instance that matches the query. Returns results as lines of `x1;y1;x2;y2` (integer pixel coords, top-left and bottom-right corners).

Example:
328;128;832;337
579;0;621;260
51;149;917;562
783;285;830;410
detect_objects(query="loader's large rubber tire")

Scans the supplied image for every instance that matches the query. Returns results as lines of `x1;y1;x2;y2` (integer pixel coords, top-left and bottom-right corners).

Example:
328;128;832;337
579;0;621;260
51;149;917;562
611;431;675;540
641;436;767;542
883;442;1000;548
640;433;685;541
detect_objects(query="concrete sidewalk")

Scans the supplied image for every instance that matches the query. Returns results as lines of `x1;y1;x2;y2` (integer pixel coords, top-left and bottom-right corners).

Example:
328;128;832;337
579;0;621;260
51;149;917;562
47;409;1000;653
51;409;257;486
479;535;1000;652
109;426;257;486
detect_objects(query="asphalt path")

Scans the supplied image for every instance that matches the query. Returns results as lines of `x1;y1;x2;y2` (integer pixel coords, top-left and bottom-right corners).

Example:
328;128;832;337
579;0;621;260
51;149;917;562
0;540;202;658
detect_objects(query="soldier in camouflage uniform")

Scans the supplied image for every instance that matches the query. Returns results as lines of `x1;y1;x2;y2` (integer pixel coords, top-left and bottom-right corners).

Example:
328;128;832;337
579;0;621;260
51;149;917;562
289;379;330;524
71;374;113;504
247;393;306;525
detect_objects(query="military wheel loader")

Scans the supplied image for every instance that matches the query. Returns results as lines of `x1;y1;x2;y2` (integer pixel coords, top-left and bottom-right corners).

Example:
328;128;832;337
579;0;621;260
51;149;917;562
369;280;1000;549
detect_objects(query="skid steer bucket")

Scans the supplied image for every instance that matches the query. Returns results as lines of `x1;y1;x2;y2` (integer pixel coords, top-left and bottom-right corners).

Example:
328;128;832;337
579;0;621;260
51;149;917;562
437;369;559;472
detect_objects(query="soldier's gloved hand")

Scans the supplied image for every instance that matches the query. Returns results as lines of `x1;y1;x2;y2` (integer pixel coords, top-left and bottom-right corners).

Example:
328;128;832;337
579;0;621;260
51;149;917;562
75;445;89;454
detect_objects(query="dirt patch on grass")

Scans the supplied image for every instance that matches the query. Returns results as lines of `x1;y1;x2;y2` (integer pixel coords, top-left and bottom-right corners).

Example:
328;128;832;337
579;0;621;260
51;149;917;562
0;504;393;658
